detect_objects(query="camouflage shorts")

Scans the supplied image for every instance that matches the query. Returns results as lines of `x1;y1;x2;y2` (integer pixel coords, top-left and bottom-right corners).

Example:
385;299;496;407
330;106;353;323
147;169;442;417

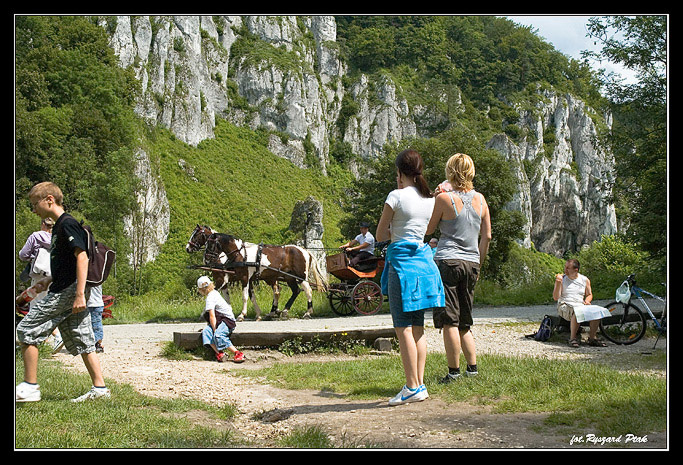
16;282;95;355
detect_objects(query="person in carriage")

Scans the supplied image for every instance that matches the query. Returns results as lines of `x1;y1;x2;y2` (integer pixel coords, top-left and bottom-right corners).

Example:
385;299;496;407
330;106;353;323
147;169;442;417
339;222;376;268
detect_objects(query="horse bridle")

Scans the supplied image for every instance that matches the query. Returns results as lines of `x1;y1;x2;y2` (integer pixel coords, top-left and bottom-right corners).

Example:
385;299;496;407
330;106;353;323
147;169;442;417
204;235;246;266
187;226;211;251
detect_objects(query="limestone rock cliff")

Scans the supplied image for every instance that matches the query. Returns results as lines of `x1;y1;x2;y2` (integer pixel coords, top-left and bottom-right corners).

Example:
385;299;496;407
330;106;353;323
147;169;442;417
486;89;617;255
102;15;617;258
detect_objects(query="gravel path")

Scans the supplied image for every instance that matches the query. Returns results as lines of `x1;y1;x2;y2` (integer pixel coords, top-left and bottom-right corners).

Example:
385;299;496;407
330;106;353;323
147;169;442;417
51;300;667;449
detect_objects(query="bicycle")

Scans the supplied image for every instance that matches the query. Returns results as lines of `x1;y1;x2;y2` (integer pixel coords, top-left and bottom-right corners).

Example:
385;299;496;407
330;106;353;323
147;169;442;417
599;274;666;347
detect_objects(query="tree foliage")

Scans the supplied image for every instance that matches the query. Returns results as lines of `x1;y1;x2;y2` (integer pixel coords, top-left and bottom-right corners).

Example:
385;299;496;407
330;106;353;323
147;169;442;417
336;16;602;107
15;16;141;255
583;16;667;262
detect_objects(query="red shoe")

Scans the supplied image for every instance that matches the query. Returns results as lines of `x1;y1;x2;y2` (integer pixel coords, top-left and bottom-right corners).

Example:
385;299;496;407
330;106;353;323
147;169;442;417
216;352;226;362
233;351;245;363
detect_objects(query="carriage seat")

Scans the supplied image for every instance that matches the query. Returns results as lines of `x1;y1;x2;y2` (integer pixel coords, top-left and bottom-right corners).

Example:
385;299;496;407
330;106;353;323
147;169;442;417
351;256;381;272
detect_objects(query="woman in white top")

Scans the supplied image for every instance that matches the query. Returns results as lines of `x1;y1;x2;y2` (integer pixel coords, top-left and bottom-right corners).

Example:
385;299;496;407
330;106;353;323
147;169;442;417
553;259;606;347
377;149;444;406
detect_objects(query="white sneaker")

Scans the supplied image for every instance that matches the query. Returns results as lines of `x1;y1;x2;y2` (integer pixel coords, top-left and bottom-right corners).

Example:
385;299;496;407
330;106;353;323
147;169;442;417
16;382;41;402
388;384;428;406
71;386;111;403
51;334;65;354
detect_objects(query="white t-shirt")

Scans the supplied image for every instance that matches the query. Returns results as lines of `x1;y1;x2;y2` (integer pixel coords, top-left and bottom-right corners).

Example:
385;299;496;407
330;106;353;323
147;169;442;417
203;289;236;321
354;232;375;254
87;284;104;307
384;186;435;243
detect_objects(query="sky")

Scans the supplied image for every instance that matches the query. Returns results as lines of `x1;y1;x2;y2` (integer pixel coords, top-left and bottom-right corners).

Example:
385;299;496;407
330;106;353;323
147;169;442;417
504;15;639;84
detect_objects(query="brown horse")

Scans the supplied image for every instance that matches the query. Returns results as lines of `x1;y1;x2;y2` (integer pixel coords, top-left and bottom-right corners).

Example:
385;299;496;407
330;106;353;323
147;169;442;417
205;233;327;320
186;225;258;317
185;225;327;320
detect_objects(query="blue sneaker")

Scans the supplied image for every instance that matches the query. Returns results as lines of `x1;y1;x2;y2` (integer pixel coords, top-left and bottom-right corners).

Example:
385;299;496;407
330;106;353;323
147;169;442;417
388;384;428;406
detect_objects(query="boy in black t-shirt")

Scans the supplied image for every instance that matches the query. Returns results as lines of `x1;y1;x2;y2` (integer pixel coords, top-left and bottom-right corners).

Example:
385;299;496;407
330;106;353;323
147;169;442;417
16;182;110;403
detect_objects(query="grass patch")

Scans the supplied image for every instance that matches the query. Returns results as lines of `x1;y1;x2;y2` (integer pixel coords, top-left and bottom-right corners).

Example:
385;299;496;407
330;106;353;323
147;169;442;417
236;352;666;439
277;425;333;448
14;353;242;449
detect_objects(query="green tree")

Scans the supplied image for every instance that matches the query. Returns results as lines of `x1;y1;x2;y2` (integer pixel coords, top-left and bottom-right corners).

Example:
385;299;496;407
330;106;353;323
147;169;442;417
15;15;141;289
583;16;667;262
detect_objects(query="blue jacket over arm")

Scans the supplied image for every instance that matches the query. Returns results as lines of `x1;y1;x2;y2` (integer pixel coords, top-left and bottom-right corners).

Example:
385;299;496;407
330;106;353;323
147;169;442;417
381;241;445;312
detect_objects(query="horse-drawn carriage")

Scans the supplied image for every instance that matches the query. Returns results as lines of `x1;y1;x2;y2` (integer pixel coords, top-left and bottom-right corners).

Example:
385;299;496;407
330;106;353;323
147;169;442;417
186;225;387;319
325;246;386;317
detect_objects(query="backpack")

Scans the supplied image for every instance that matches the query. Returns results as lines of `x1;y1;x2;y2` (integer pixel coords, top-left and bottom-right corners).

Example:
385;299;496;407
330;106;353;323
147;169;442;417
526;315;554;342
80;222;116;286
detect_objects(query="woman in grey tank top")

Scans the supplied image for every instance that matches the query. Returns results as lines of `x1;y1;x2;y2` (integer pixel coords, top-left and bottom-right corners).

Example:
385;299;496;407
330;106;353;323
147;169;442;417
426;153;492;382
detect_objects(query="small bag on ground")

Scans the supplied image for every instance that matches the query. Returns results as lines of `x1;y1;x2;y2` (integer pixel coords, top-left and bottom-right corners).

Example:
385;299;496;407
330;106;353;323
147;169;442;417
525;315;554;342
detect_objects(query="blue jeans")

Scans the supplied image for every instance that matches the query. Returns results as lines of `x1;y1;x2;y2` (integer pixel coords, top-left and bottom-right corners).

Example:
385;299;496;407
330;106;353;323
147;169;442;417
89;306;104;342
202;322;234;351
387;263;425;328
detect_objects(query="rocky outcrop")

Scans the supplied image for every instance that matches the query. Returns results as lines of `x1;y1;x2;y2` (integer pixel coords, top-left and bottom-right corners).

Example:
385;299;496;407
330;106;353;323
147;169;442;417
104;15;345;174
102;15;617;259
343;74;417;167
122;149;170;266
486;89;617;256
288;196;327;275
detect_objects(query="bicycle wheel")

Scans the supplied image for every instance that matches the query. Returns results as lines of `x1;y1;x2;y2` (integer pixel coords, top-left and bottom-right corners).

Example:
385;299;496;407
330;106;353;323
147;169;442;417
599;301;647;345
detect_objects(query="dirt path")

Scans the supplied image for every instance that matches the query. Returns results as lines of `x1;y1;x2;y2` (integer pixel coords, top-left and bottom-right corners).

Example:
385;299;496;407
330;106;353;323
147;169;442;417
52;317;667;449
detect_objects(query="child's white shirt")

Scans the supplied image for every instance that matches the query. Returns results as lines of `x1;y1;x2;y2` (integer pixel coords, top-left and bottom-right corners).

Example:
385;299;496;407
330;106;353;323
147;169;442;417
204;289;236;321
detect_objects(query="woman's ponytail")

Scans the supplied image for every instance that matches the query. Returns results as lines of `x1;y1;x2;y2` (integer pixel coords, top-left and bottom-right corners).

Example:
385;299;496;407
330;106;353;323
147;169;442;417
395;149;433;198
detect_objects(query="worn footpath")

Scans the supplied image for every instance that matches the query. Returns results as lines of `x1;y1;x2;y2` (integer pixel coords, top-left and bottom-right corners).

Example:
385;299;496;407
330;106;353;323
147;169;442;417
52;300;667;449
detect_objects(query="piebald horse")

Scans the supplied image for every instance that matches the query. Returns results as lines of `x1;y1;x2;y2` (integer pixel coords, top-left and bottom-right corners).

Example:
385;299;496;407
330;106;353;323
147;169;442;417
186;225;328;320
186;225;258;317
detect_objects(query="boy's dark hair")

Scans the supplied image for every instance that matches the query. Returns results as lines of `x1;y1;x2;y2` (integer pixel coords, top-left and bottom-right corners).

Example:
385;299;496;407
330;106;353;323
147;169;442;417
567;259;580;271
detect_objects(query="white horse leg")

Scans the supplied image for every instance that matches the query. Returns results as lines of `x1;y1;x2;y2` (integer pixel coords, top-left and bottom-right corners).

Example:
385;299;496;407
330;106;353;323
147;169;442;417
301;281;314;319
249;284;262;321
238;284;249;321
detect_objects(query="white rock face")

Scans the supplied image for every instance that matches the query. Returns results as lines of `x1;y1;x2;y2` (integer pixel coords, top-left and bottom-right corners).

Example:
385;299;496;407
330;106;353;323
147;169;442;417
103;15;617;260
105;15;344;174
486;89;617;256
121;149;170;266
343;74;417;163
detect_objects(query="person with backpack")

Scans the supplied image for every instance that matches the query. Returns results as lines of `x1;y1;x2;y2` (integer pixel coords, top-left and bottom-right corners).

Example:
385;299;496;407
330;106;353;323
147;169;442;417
553;259;607;348
16;182;110;403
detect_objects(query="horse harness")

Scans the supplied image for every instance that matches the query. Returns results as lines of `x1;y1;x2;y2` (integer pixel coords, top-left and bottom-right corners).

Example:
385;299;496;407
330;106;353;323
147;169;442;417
204;238;303;284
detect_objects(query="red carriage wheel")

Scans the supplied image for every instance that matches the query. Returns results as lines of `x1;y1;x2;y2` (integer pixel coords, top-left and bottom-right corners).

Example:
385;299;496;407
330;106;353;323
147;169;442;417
352;280;383;316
